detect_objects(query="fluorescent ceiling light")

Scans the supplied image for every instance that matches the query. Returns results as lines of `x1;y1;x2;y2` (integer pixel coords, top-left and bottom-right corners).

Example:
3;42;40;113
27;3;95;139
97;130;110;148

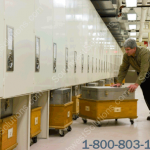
127;14;136;20
130;32;136;36
127;9;137;20
126;0;137;7
129;25;136;30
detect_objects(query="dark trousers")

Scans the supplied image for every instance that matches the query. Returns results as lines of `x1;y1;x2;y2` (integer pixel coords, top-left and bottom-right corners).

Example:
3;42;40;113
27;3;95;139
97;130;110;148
137;72;150;110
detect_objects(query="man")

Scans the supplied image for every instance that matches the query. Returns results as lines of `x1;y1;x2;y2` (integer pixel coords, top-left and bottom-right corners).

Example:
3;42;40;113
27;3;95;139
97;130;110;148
112;38;150;120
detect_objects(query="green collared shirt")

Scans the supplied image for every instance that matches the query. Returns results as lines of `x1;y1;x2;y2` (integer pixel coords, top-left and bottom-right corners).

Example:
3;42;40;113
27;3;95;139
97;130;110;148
117;46;150;85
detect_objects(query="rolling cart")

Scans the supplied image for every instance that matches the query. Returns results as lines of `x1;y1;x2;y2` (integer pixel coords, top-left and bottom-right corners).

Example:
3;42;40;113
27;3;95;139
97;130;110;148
49;88;73;137
79;86;138;126
87;82;98;86
72;94;81;120
79;98;138;126
0;99;18;150
105;78;111;86
30;93;42;145
98;80;105;86
49;101;73;137
110;77;114;85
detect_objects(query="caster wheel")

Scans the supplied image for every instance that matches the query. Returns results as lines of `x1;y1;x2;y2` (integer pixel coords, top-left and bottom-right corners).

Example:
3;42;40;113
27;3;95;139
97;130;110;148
115;119;118;121
130;119;134;125
59;130;65;137
77;115;79;118
32;137;37;143
67;126;72;132
82;118;87;124
96;124;101;127
95;121;101;127
147;116;150;120
73;115;77;120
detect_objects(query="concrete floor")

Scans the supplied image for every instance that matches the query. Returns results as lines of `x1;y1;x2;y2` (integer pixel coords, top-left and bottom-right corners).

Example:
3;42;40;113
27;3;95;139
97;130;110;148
31;83;150;150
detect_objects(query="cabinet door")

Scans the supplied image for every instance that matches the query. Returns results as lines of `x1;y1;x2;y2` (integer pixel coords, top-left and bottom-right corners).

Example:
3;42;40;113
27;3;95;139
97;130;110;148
4;0;34;98
0;0;4;97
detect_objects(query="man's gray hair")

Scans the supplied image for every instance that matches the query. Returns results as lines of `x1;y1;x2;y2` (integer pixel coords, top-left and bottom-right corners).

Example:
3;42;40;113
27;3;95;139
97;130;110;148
124;38;137;49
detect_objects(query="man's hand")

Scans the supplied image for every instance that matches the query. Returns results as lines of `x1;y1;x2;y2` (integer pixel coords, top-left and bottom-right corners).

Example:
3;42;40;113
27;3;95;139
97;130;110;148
111;83;122;87
128;83;139;92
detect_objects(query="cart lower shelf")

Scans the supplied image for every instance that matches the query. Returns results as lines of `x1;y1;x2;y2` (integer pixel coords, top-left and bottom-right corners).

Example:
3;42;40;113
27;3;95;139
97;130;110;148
49;121;73;137
80;115;137;127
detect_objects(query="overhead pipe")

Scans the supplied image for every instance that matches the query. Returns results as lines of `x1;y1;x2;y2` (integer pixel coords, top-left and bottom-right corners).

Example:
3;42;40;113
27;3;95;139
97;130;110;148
118;5;125;17
118;0;123;8
139;0;148;42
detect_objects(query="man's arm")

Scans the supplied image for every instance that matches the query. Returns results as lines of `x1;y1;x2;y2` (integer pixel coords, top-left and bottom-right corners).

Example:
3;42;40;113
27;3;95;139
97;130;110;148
136;51;150;85
117;54;130;83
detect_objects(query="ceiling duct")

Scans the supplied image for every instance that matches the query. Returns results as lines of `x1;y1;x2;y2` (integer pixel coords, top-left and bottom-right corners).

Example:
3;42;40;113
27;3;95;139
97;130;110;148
123;30;128;36
108;22;121;34
121;30;129;37
92;0;118;17
91;0;127;46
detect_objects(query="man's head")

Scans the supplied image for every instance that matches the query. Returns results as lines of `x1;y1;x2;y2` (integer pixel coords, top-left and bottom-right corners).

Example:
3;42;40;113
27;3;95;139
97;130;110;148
124;38;137;56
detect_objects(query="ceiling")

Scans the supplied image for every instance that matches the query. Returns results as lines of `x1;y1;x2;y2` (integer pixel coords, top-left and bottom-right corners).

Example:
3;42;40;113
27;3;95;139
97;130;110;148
91;0;150;47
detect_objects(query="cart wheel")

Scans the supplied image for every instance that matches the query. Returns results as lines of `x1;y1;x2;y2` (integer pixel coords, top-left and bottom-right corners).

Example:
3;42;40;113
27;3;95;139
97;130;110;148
115;119;118;121
67;126;72;132
96;121;101;127
59;130;65;137
82;118;87;124
32;136;37;143
130;119;134;125
73;115;77;120
96;123;101;127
